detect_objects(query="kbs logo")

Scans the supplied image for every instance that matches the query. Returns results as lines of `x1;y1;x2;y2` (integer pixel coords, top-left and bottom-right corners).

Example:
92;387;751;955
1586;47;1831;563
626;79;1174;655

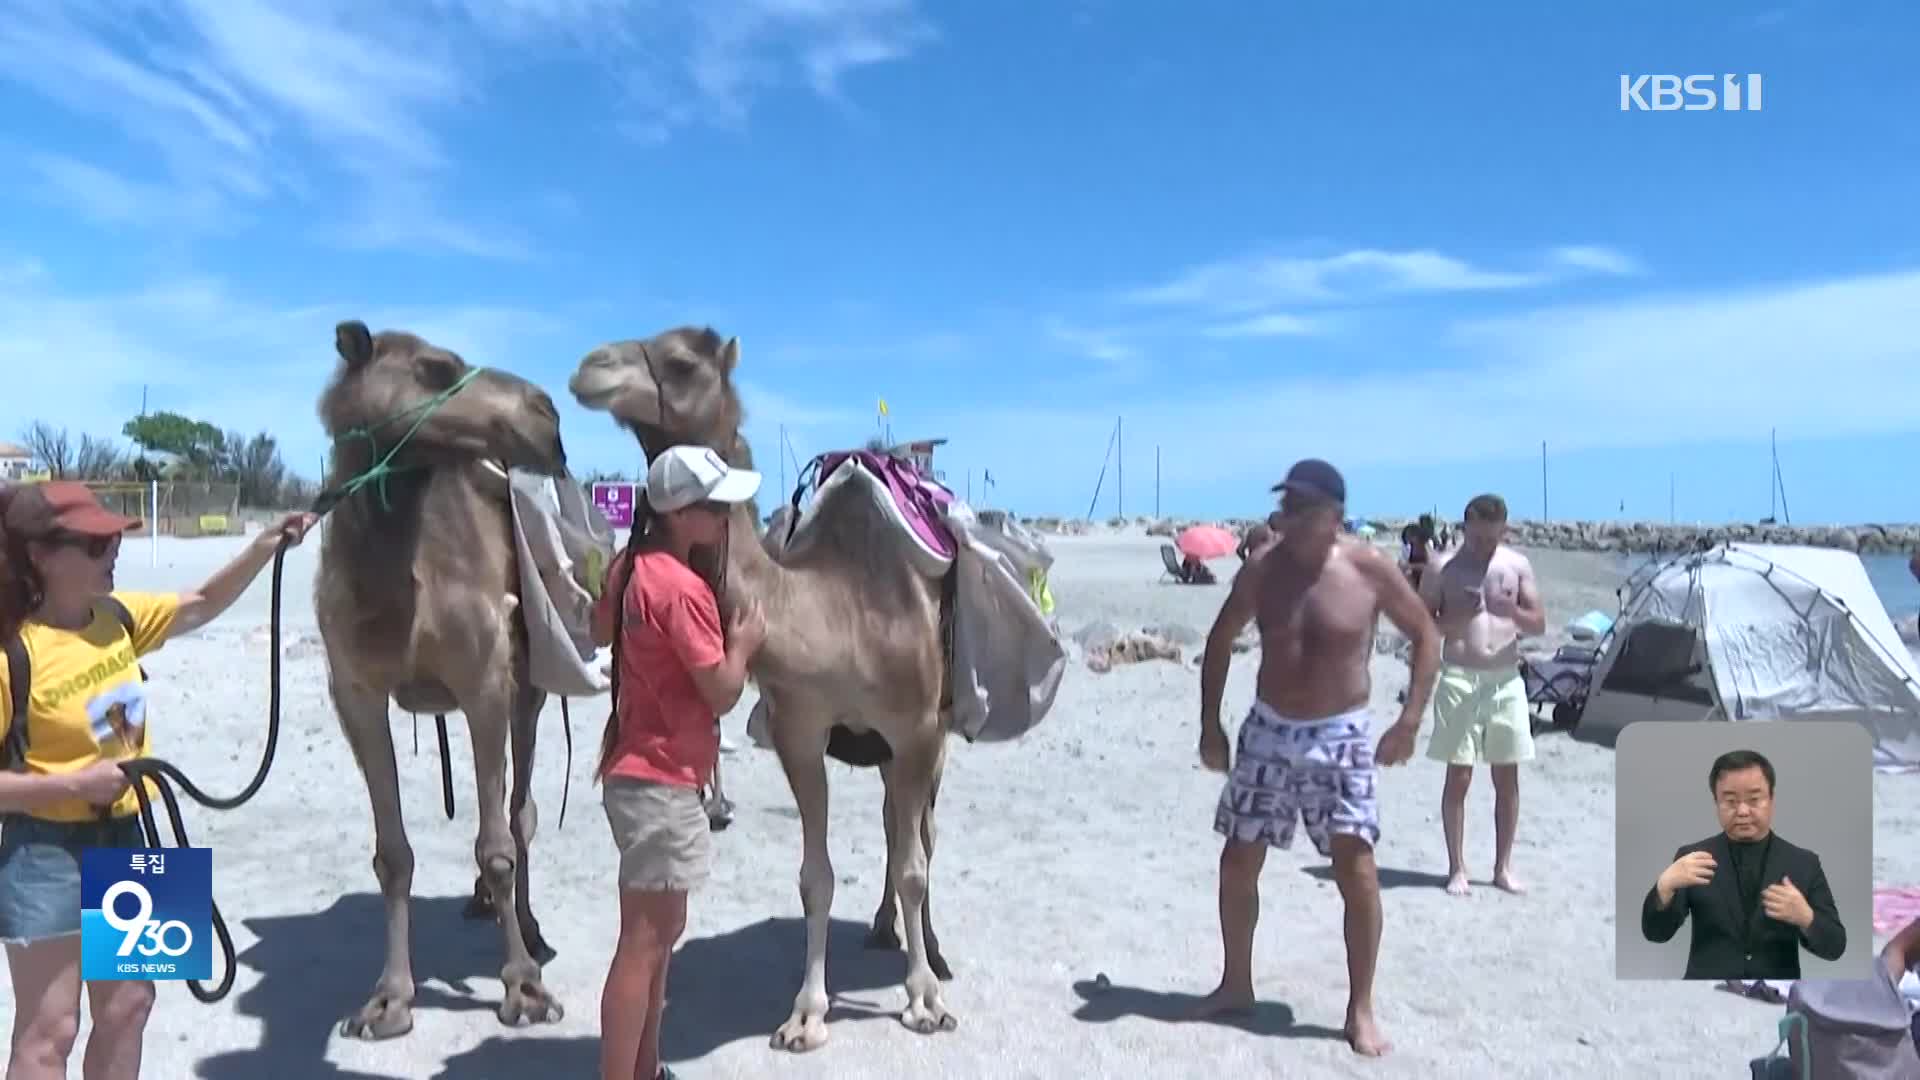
1620;74;1763;112
80;848;212;981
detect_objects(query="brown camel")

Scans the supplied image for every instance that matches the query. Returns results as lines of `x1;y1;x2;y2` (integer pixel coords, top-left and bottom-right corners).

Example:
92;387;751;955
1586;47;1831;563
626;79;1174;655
569;328;958;1051
315;321;568;1039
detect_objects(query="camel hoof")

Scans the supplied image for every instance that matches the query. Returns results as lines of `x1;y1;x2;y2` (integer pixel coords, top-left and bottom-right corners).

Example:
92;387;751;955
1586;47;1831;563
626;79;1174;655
339;990;415;1040
497;982;564;1027
770;1012;829;1053
900;1000;958;1035
864;922;900;951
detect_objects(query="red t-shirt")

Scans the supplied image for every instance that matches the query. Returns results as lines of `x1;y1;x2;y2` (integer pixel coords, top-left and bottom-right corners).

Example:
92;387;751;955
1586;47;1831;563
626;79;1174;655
596;550;726;789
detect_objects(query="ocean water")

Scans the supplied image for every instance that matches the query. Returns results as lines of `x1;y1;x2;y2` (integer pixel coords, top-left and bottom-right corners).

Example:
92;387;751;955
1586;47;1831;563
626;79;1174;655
1863;552;1920;621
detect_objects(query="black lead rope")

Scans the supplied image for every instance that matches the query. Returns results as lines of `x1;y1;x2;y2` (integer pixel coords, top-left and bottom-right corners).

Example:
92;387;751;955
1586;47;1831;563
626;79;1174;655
116;530;295;1004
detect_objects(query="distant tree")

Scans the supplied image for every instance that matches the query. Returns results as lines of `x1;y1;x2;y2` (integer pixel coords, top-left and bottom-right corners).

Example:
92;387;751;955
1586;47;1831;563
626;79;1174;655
580;469;634;485
230;432;289;507
73;434;125;481
19;421;72;478
122;411;226;474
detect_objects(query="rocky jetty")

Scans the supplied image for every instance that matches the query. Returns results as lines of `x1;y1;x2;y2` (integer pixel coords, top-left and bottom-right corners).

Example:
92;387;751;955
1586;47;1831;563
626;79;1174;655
1020;514;1920;556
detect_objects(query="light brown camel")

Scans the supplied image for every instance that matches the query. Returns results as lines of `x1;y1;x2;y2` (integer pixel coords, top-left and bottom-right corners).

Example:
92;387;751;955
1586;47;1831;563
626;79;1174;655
315;321;568;1039
569;327;958;1051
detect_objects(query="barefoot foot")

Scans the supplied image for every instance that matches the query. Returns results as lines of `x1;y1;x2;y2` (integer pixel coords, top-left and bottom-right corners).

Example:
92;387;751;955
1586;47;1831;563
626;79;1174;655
1444;871;1471;897
1493;869;1527;895
1345;1008;1392;1057
1186;983;1255;1020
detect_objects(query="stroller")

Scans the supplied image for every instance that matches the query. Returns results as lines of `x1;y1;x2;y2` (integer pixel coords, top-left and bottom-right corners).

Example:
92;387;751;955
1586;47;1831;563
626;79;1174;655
1518;640;1600;734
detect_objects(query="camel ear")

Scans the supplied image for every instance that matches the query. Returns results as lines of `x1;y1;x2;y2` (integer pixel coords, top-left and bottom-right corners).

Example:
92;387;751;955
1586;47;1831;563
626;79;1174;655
336;321;374;369
719;336;739;374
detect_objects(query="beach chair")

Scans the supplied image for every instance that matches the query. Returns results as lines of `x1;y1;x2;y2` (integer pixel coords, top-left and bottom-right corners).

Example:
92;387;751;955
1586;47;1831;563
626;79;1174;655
1158;543;1192;584
1518;642;1600;734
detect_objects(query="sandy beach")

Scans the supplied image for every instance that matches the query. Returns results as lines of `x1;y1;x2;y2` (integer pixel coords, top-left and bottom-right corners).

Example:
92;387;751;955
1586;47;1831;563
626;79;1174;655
6;525;1916;1079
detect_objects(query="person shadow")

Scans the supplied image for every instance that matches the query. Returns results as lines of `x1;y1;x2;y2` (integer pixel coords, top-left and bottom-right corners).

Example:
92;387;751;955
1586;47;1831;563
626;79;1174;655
1300;864;1454;890
426;916;909;1078
193;893;525;1080
1068;977;1347;1041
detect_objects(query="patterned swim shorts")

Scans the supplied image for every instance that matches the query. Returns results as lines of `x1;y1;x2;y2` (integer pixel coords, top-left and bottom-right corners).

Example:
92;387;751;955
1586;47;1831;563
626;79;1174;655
1213;702;1380;856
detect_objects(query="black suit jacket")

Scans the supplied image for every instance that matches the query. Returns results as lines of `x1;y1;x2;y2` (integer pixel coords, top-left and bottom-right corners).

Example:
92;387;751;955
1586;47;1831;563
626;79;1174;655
1640;831;1846;980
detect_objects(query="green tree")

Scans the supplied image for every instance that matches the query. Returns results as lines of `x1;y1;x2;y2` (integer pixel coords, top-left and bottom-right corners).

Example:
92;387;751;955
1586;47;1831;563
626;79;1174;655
122;411;226;472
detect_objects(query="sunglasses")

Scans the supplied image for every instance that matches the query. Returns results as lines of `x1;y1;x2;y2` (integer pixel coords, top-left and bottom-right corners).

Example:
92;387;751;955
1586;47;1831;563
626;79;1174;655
48;532;119;559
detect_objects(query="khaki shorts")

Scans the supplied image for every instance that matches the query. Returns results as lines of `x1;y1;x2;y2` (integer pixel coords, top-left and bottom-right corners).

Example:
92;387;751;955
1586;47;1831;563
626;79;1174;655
602;778;711;892
1426;663;1535;766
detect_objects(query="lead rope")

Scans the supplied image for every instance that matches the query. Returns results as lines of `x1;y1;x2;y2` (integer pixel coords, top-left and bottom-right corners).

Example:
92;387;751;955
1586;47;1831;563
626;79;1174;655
118;530;296;1003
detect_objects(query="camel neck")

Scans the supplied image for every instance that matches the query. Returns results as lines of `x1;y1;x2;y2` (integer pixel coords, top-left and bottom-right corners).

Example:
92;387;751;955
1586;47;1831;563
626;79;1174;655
724;503;798;666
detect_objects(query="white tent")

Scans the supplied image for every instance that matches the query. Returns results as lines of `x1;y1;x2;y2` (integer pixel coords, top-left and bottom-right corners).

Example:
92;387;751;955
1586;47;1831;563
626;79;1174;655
1572;543;1920;768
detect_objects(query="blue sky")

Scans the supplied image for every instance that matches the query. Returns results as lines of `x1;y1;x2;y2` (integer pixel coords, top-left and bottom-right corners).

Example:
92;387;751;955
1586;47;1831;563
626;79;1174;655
2;0;1916;525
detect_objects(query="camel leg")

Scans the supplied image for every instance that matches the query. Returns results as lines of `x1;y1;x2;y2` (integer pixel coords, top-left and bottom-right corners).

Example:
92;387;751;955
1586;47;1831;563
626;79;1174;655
770;716;834;1053
508;684;555;965
705;725;735;830
331;679;417;1040
866;759;951;980
889;729;957;1034
461;687;564;1028
866;768;901;951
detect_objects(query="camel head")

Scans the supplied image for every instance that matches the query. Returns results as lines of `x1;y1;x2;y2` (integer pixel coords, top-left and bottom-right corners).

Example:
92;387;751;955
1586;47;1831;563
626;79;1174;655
568;327;745;463
319;320;567;476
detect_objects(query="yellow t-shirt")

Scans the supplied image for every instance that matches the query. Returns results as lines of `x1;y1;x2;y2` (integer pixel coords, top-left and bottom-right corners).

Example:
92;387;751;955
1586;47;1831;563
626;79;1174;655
0;592;179;822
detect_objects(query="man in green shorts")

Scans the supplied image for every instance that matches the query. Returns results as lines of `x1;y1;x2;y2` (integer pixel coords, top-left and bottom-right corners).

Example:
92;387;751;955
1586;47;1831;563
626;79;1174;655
1419;493;1546;897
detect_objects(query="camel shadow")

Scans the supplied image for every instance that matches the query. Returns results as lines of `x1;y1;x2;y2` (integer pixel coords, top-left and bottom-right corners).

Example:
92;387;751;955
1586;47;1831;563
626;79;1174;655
1069;978;1347;1041
661;916;912;1061
194;893;519;1080
426;916;909;1075
1300;864;1454;890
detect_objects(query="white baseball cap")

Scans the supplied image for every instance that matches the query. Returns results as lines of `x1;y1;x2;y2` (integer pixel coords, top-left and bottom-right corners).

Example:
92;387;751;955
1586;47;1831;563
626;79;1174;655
646;444;762;512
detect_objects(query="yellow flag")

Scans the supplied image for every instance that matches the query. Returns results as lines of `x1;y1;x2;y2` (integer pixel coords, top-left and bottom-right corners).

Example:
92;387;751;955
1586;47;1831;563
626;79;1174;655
877;397;889;417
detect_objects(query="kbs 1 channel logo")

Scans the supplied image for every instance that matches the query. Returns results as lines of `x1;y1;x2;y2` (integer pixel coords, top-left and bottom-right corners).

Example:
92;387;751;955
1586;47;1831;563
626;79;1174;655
80;848;213;981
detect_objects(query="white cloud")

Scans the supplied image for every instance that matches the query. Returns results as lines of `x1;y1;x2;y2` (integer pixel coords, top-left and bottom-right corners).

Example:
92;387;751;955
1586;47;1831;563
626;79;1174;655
885;268;1920;512
1201;313;1323;339
1125;245;1641;314
1549;244;1643;277
0;0;936;252
1043;318;1144;373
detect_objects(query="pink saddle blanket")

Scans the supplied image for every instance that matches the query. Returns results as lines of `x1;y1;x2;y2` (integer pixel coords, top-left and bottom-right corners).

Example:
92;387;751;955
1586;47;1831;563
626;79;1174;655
801;450;958;559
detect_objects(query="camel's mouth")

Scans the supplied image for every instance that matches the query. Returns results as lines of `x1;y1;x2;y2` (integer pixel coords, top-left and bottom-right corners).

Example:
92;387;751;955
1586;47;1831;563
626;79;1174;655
565;363;632;410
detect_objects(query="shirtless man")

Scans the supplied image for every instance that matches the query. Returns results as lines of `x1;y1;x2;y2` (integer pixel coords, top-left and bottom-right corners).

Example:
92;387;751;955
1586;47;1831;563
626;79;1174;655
1195;458;1442;1057
1418;493;1546;897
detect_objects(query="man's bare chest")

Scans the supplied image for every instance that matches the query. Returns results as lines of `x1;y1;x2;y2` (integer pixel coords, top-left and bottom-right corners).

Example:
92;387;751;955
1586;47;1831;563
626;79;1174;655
1257;570;1375;649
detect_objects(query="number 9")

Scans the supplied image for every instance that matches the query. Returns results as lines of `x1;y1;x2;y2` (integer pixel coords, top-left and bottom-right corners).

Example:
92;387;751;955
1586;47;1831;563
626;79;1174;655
99;881;153;958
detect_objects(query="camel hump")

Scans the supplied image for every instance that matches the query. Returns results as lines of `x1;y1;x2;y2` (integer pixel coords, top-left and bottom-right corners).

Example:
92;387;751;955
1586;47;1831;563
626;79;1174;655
783;451;957;578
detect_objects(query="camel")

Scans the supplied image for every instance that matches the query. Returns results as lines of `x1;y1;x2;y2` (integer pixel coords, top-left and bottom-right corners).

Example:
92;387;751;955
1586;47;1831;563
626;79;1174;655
568;327;958;1051
314;321;568;1039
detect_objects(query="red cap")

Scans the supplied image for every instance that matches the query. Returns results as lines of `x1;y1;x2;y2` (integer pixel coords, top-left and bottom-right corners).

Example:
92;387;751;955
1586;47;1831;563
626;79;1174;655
2;481;141;539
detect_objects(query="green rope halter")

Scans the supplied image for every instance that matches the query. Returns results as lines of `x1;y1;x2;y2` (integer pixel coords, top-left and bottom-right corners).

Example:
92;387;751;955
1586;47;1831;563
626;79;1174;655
316;366;488;515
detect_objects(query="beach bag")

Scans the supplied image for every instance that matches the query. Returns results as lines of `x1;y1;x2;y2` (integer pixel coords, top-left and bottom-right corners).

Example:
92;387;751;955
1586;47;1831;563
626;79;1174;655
1781;945;1920;1079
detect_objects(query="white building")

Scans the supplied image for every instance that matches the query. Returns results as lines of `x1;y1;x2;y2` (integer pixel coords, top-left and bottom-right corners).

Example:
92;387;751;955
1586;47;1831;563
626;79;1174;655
0;442;32;482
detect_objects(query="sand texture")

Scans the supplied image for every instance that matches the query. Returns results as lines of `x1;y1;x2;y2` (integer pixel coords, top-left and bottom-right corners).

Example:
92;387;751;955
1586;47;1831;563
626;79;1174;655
4;527;1915;1079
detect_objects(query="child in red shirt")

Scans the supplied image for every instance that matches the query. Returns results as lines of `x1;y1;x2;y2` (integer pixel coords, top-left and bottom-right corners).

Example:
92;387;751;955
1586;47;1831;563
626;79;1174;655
592;445;766;1080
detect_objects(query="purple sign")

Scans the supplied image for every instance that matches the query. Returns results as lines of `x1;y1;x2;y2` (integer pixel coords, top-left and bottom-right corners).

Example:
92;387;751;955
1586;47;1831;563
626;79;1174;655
591;482;636;529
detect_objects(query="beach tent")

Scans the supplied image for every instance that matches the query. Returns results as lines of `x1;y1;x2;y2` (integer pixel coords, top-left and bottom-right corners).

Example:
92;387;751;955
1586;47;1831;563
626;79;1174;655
1571;542;1920;768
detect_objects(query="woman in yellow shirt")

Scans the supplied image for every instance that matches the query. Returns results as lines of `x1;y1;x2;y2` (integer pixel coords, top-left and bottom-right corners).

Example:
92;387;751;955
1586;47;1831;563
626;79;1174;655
0;482;312;1080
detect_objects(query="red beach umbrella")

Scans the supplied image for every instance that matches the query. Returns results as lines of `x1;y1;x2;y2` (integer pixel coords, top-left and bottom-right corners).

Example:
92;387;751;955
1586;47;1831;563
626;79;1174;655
1176;524;1236;562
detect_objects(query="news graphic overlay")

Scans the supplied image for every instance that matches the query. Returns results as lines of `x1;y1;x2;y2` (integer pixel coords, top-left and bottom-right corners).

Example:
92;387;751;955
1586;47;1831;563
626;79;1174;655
81;848;213;981
1613;722;1873;981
